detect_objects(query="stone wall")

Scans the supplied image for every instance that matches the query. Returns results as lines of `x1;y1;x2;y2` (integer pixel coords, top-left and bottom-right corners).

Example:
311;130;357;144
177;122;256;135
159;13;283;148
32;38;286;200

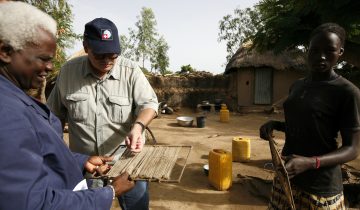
147;74;237;111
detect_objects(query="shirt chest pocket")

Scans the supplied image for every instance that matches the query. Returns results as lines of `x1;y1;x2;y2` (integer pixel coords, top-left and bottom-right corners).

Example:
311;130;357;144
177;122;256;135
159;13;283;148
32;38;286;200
65;93;89;122
108;96;132;123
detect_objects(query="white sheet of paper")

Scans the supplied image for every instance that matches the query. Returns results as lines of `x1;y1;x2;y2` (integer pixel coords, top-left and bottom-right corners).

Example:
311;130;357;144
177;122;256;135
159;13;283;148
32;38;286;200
72;179;88;191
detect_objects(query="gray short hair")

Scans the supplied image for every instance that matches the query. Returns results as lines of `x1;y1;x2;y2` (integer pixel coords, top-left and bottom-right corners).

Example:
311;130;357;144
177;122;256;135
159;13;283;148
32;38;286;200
0;1;57;50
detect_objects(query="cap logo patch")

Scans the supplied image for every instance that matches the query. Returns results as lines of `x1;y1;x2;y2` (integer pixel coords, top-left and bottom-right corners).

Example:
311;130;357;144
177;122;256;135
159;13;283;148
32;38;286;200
101;29;113;40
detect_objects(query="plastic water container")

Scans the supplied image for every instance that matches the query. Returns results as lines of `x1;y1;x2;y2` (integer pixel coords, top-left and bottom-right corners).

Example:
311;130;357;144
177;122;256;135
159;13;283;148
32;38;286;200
219;104;229;122
208;149;232;191
232;137;251;162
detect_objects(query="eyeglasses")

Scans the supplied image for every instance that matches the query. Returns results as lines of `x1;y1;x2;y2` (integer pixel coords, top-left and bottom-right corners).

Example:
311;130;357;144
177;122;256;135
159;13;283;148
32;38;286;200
93;53;119;60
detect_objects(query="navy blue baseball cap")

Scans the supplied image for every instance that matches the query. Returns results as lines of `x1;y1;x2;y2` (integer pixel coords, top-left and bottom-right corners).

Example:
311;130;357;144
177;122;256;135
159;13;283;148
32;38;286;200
84;18;121;54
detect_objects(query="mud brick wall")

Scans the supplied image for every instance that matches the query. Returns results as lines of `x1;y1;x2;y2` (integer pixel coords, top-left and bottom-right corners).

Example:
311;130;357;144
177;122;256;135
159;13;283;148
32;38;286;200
45;74;238;111
147;74;237;111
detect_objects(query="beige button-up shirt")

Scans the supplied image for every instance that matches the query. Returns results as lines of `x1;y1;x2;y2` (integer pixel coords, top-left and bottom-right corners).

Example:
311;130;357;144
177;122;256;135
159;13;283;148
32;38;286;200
47;56;158;156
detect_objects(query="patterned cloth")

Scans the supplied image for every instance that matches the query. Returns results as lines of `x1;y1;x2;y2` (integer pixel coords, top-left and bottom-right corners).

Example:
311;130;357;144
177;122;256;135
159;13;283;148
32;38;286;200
268;177;345;210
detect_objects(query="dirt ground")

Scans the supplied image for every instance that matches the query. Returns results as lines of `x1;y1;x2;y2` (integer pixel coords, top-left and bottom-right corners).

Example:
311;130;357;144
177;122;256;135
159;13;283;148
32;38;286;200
67;108;360;210
140;109;281;210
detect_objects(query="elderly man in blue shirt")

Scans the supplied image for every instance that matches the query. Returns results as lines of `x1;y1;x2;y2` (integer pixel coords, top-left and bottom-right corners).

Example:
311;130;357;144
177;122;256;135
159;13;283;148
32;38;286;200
0;2;134;209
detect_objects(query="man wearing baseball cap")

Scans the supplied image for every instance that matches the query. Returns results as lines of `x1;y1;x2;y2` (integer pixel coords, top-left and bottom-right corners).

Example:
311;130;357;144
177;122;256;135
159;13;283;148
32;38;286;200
48;18;158;210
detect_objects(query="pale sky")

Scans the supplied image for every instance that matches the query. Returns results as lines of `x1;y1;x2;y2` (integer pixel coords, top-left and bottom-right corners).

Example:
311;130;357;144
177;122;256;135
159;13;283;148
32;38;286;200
66;0;260;74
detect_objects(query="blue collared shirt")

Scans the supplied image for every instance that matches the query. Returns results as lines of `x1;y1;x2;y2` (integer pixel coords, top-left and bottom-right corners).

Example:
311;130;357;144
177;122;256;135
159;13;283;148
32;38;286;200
0;75;113;209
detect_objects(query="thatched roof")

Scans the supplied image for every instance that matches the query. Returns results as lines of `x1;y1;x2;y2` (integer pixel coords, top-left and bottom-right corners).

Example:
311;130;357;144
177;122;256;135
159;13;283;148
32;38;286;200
225;43;307;74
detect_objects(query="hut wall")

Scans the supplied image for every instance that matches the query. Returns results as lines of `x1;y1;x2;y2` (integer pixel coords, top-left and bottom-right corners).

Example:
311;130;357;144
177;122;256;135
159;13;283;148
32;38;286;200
236;69;254;106
229;68;306;111
273;70;305;106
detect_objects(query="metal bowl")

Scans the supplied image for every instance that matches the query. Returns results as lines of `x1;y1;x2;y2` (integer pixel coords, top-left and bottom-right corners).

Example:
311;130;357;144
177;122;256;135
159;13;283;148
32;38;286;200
203;164;209;176
202;100;210;105
176;116;194;127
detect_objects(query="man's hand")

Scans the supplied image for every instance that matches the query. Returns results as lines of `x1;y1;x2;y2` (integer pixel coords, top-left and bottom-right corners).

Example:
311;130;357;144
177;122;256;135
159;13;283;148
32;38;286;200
111;172;135;196
84;156;114;176
125;123;144;153
259;120;278;140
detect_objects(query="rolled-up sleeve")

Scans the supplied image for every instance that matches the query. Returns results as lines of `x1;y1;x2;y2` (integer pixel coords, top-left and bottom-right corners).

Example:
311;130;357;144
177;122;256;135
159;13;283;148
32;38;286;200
131;65;159;115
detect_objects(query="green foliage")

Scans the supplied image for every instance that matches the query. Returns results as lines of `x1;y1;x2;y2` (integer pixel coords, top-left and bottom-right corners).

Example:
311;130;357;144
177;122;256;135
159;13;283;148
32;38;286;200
218;0;360;66
218;7;261;61
252;0;360;53
180;64;195;73
23;0;80;80
120;34;136;60
122;7;170;75
132;7;158;68
162;69;173;75
151;37;170;75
